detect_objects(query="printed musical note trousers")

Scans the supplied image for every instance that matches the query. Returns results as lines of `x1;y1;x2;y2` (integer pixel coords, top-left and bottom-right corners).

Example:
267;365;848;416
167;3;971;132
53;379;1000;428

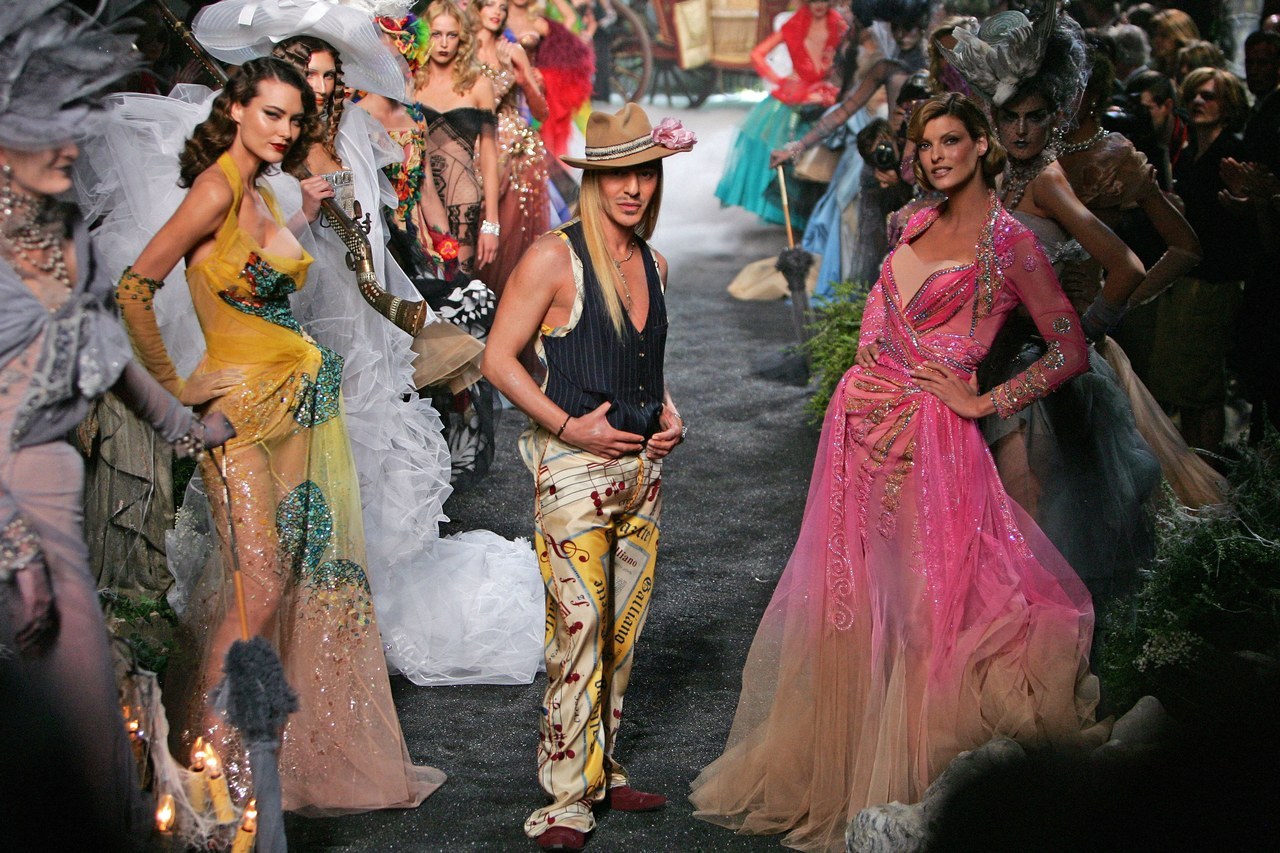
518;425;664;837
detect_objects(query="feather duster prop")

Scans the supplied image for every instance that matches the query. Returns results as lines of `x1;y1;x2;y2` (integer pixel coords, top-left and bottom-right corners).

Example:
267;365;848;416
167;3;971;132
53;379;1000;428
0;1;140;150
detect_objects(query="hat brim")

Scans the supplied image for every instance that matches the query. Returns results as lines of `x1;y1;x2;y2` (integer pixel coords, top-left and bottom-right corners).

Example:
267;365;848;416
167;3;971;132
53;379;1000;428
193;1;410;101
561;144;684;171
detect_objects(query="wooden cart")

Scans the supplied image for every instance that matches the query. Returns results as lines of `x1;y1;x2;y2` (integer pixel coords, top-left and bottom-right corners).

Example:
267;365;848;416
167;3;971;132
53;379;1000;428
608;0;791;107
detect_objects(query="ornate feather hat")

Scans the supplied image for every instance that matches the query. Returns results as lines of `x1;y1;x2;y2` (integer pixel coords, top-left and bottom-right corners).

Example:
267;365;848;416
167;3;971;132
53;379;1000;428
939;2;1086;112
0;0;140;151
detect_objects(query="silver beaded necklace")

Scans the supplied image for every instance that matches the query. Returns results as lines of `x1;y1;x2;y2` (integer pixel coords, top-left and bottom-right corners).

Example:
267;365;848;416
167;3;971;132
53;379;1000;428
1001;146;1058;212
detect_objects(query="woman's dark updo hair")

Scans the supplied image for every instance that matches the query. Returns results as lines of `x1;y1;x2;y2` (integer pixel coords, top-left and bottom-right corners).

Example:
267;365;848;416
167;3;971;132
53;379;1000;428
272;35;345;167
178;57;319;187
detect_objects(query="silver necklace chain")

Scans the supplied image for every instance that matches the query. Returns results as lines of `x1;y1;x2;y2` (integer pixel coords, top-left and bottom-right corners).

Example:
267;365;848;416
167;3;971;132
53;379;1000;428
612;242;637;310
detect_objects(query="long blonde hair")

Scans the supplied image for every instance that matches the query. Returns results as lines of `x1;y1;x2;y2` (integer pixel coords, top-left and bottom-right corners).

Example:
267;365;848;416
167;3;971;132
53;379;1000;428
421;0;481;94
577;165;664;337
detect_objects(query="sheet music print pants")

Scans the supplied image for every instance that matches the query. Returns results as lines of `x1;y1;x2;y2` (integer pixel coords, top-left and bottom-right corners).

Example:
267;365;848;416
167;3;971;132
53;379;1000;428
518;425;664;837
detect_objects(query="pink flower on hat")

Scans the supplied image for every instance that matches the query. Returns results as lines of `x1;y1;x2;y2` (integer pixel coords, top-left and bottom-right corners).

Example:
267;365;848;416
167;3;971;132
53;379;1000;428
651;118;697;152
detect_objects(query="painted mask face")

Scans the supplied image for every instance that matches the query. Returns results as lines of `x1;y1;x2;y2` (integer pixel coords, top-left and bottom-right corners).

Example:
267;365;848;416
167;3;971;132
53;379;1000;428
996;92;1056;161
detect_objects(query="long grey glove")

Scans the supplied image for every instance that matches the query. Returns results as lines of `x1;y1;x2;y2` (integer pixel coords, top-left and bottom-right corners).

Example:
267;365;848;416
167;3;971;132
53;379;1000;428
1126;245;1202;307
110;362;236;454
1081;294;1128;342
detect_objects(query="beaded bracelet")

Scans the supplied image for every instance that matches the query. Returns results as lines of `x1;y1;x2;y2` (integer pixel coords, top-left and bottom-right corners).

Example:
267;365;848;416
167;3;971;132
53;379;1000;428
117;266;165;305
173;423;207;460
480;219;501;237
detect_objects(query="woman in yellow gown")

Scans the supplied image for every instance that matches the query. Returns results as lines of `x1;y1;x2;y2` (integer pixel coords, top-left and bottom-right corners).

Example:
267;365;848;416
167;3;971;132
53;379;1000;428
116;57;442;815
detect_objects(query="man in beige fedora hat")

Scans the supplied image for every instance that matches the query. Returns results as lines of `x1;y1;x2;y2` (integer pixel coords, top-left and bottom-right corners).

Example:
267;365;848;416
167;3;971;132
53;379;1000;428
483;102;696;851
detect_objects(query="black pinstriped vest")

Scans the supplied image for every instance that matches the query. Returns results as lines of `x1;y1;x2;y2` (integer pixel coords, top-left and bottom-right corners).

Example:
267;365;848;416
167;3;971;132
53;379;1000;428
543;220;667;439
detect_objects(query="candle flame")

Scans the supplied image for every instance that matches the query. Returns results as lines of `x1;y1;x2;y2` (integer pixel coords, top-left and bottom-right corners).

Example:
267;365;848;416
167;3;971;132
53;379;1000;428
241;798;258;833
155;793;176;832
206;754;222;778
191;736;207;770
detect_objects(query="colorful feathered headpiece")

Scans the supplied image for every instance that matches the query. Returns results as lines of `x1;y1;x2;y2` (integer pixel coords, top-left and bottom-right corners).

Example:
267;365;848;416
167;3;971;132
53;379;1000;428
377;14;430;76
0;0;140;150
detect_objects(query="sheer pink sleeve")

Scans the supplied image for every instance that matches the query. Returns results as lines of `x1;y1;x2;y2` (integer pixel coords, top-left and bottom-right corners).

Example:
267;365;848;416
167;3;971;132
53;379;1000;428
988;233;1089;418
857;279;888;349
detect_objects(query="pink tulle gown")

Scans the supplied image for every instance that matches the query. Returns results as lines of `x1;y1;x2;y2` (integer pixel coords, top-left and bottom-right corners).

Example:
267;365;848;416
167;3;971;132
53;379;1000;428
690;196;1110;851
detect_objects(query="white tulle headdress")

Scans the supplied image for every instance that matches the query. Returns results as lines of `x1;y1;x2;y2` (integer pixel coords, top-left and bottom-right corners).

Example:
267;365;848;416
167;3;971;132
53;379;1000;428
940;3;1088;113
192;0;411;99
0;0;139;150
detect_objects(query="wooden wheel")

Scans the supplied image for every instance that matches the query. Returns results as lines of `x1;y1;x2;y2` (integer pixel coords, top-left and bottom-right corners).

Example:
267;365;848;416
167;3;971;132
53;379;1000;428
609;2;653;103
651;63;717;107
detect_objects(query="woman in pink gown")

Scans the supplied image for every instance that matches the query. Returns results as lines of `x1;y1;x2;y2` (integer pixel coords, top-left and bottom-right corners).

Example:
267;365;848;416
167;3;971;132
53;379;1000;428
691;94;1108;852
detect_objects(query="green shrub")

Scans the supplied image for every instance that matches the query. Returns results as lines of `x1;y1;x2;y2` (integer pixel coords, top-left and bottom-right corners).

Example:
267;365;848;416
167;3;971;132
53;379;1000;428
1098;434;1280;714
100;590;179;679
802;281;870;423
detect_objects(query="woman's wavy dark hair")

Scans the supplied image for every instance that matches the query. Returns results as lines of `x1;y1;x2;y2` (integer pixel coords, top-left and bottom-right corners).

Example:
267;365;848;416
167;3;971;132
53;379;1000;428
178;57;319;187
272;36;345;167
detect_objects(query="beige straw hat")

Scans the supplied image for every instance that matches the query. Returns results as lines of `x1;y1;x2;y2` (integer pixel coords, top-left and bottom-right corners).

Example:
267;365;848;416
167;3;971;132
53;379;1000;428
561;103;697;170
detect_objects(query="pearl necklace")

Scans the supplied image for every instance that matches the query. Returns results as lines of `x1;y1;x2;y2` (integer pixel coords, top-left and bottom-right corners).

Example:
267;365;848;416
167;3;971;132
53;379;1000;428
0;172;73;303
1058;125;1108;157
612;242;636;310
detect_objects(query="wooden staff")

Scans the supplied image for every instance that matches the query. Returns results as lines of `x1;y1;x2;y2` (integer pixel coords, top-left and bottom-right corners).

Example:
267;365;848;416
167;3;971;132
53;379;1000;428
775;165;795;249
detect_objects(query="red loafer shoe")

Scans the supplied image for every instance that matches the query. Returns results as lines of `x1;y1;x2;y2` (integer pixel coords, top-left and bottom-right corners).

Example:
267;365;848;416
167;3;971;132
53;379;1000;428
608;785;667;812
537;827;587;850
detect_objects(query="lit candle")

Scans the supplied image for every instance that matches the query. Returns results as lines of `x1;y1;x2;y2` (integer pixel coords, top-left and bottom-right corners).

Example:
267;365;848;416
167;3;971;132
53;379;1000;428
229;799;258;853
187;739;209;814
124;709;147;773
155;793;176;834
205;753;236;824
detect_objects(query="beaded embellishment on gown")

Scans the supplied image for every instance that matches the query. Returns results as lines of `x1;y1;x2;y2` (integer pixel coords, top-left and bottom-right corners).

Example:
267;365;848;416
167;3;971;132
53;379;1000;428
168;153;443;815
477;60;549;297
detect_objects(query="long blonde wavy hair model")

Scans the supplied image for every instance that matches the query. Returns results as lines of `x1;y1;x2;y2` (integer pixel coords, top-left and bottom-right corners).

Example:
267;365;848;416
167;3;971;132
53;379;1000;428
420;0;481;94
576;164;665;337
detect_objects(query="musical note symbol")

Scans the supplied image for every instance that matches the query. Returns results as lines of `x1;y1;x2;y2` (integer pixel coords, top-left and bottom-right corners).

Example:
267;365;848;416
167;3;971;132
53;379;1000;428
646;477;662;503
545;532;590;563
